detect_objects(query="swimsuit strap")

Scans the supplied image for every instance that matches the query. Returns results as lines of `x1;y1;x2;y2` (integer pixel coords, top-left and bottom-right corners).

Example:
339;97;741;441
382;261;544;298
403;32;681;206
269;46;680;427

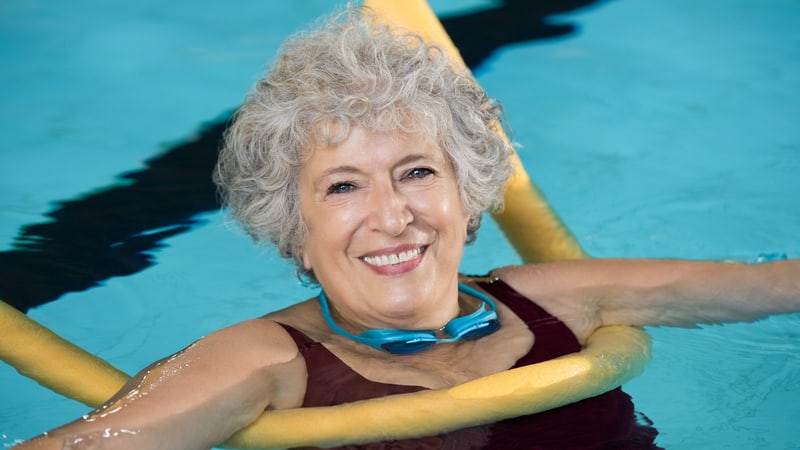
475;278;581;366
278;322;319;355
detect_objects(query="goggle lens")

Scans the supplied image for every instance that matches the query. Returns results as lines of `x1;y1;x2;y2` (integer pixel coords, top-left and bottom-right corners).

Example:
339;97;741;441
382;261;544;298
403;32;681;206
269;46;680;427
460;319;501;341
381;319;501;354
382;340;438;354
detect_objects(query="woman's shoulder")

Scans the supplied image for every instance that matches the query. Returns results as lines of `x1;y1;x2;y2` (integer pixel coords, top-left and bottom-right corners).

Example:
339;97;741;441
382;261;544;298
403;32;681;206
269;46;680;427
202;297;322;360
200;316;303;367
193;316;309;409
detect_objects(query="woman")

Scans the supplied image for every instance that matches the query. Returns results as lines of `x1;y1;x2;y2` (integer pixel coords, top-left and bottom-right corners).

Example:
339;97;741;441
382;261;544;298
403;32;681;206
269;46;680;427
15;7;799;450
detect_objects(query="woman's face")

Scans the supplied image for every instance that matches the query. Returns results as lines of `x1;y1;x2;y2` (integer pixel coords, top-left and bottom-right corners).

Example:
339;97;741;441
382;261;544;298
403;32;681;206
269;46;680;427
297;126;470;330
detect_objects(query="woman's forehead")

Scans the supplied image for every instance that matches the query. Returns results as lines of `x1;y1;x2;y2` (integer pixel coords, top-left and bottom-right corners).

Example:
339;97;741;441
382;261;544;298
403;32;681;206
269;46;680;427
310;109;438;146
309;121;439;154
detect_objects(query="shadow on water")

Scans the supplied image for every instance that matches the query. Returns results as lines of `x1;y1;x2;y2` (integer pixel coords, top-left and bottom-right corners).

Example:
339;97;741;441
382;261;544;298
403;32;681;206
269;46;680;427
0;0;606;312
1;120;230;312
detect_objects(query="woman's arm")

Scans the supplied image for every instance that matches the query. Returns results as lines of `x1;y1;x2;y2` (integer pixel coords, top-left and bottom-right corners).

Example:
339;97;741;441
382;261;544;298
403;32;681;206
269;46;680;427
495;259;800;343
13;318;306;450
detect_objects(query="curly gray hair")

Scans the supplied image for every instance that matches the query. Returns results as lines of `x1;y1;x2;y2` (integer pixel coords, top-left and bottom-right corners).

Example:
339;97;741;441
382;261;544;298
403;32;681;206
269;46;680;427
214;7;514;282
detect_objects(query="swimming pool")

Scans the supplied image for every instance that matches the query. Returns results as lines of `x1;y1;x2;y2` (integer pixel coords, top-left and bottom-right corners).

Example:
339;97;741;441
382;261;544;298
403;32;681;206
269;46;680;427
2;0;799;448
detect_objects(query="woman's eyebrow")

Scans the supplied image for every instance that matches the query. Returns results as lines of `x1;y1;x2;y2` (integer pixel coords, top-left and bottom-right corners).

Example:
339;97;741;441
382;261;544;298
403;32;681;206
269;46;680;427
392;153;439;168
318;165;362;179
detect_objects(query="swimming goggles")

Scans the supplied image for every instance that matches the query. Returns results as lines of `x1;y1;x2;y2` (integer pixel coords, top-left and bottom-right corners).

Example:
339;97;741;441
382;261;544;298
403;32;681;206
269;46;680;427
318;283;501;354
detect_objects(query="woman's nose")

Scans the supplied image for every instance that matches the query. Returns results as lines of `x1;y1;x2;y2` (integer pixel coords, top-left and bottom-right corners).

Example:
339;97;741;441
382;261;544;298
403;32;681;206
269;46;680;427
367;183;413;235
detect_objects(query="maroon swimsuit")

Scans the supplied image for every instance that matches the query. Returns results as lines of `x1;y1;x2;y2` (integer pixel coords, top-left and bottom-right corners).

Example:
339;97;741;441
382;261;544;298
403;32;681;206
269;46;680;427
278;278;661;449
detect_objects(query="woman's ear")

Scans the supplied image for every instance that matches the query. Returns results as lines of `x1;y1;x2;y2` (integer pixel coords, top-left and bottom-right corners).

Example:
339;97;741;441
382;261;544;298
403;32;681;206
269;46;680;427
297;246;312;271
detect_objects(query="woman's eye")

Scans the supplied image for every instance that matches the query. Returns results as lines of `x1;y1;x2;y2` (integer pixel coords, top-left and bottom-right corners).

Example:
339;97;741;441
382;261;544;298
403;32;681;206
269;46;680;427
326;182;356;195
406;167;435;180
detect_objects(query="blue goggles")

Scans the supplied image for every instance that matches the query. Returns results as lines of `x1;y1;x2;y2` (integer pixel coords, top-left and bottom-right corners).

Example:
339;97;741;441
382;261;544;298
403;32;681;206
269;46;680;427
318;283;501;354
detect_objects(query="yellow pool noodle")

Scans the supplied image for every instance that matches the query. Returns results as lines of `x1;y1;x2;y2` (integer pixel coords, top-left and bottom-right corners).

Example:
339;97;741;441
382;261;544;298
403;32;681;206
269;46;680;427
0;1;649;448
0;301;129;407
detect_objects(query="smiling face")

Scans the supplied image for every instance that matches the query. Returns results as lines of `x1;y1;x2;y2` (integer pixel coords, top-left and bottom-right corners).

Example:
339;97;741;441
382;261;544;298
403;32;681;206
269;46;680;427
297;126;471;331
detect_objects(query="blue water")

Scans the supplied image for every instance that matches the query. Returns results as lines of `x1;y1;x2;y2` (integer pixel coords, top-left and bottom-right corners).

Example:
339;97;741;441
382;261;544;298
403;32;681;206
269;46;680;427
2;1;799;448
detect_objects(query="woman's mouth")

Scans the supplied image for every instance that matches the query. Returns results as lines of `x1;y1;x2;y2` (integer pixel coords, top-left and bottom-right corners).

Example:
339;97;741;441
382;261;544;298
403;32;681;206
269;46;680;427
360;246;427;268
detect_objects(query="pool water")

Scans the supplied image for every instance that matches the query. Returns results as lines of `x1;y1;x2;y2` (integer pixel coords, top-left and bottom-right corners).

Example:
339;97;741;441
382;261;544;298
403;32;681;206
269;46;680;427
2;1;799;448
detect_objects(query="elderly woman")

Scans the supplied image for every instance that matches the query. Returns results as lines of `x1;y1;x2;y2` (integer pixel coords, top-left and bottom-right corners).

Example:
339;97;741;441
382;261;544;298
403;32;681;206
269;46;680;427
15;7;799;450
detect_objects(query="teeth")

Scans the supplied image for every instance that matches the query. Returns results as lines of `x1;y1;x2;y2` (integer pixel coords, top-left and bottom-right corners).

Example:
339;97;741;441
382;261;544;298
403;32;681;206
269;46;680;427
363;248;422;267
